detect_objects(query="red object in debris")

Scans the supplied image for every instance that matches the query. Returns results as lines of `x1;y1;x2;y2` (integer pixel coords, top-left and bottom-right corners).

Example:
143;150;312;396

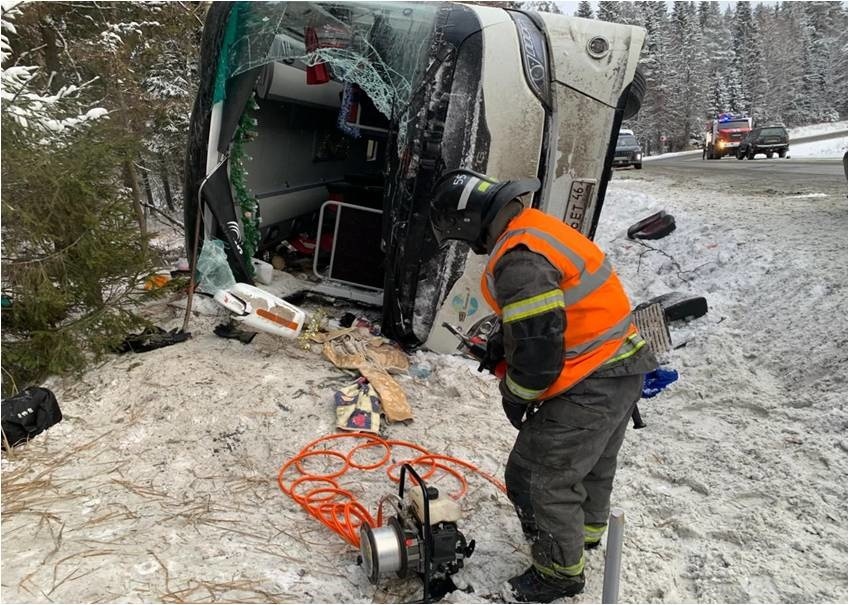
289;233;334;257
305;26;330;85
306;63;330;85
493;360;507;380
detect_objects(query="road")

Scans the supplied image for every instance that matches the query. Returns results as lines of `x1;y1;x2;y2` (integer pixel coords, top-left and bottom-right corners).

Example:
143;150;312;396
638;132;847;196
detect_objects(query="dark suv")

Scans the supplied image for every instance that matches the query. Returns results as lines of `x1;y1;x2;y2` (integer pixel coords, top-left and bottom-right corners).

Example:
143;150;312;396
736;125;789;160
614;130;643;169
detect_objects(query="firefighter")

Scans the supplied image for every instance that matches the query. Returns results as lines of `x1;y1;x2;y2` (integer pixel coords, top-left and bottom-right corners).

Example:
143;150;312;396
429;169;657;603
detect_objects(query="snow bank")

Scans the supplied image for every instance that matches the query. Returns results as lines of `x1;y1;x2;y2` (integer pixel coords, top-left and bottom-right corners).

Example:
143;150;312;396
788;121;848;139
593;176;847;604
643;149;701;161
790;136;848;159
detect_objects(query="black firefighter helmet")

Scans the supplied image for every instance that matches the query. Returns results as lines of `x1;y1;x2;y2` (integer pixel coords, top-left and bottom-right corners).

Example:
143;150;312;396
429;169;541;254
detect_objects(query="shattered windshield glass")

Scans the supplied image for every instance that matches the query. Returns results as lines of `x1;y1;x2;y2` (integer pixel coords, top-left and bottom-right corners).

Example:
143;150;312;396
223;1;440;119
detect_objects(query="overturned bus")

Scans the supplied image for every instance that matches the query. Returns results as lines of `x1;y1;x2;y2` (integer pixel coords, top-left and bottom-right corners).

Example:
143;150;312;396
184;1;645;352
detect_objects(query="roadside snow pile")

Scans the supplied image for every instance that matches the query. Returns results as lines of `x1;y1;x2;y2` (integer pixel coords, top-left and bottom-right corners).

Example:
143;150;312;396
790;136;848;159
788;120;848;139
1;175;846;603
643;148;701;161
595;175;847;604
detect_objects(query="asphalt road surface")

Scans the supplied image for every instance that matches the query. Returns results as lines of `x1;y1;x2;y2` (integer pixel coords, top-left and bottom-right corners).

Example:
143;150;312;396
636;132;847;196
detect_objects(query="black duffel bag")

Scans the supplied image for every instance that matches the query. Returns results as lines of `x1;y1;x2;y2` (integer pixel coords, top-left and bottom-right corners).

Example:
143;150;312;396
1;387;63;449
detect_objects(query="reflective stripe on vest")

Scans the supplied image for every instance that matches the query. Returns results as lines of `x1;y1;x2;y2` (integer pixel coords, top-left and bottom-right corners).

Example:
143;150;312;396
603;333;647;366
485;229;614;309
481;209;638;399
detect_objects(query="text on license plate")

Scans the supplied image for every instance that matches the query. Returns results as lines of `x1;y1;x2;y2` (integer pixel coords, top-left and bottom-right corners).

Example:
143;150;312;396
565;179;596;233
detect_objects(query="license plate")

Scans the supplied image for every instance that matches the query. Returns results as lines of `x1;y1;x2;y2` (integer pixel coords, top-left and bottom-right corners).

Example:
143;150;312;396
565;180;595;232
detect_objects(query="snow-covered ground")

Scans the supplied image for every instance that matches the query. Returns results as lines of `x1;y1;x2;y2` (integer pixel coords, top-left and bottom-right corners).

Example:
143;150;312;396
643;148;701;161
790;136;848;159
788;121;848;139
2;174;847;603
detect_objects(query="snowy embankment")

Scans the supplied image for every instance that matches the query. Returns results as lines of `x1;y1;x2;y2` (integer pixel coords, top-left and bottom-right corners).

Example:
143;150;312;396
788;120;848;139
790;136;848;159
1;177;847;603
592;175;848;603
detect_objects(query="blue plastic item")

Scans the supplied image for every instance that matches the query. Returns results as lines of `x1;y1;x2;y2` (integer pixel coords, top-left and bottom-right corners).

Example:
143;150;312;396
642;368;679;398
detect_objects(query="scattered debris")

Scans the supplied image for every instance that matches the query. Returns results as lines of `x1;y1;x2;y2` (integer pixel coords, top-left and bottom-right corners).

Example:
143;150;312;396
144;272;172;291
627;210;676;240
251;258;274;285
114;326;191;354
632;302;671;356
642;368;679;398
213;283;306;338
213;322;257;344
315;329;412;422
196;238;236;294
1;387;63;449
334;378;381;433
638;292;708;323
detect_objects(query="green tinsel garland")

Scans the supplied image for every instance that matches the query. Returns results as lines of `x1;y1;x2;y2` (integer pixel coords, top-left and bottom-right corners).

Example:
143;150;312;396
230;94;261;275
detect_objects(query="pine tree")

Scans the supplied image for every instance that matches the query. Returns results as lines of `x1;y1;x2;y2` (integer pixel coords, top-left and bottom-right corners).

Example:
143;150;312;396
771;2;807;125
520;1;562;14
804;2;843;122
575;1;593;19
752;3;780;123
828;3;849;120
729;0;754;113
596;1;621;23
629;1;671;154
6;2;202;221
666;1;706;150
700;1;733;118
745;4;772;123
1;4;161;392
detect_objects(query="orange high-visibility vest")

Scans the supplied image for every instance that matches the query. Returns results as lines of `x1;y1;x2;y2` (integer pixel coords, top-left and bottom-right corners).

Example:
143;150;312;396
480;208;639;399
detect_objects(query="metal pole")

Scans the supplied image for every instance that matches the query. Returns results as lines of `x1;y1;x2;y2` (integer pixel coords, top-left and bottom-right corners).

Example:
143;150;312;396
181;156;229;334
601;508;625;604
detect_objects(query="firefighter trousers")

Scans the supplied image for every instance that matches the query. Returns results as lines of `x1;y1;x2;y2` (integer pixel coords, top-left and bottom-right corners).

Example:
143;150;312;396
504;361;647;574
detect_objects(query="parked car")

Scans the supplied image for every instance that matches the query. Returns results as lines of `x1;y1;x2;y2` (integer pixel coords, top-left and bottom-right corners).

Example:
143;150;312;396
184;1;647;351
736;125;790;160
613;129;642;169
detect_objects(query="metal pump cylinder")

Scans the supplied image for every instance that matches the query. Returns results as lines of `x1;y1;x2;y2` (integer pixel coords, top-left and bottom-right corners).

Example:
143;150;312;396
360;520;407;583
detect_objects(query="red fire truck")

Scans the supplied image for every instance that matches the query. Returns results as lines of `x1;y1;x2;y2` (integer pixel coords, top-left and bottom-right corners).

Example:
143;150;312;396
703;113;753;160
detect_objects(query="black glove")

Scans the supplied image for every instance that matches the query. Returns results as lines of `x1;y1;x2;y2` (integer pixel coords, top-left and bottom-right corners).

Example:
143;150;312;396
486;329;504;362
479;327;505;373
501;398;526;430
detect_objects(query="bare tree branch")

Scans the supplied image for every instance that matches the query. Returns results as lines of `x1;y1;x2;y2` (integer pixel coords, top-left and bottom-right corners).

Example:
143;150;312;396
141;201;185;233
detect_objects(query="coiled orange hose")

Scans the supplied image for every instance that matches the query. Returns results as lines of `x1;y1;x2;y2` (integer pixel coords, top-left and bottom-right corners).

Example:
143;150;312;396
277;432;507;548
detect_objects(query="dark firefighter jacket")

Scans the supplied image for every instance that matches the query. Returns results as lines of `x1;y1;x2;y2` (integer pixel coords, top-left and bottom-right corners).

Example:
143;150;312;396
480;208;648;402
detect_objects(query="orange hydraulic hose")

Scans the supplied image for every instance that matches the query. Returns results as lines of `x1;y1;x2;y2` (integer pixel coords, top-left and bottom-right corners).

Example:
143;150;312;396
277;432;507;548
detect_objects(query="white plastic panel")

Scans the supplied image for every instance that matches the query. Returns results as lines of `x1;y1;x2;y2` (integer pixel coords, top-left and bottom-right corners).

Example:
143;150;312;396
258;62;343;108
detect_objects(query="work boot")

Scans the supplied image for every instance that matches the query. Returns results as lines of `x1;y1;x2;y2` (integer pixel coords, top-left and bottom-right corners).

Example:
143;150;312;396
507;566;585;603
584;523;607;550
